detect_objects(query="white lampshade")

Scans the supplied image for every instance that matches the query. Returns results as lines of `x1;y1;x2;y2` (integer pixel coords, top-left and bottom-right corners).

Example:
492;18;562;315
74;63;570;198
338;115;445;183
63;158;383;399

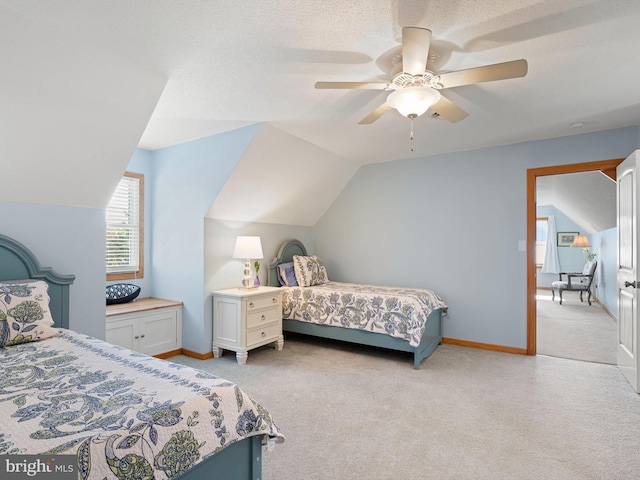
571;234;591;248
233;236;263;260
386;86;441;118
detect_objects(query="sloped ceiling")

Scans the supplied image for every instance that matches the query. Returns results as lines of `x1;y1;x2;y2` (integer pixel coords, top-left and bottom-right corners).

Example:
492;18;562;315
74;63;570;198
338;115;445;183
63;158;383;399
207;124;359;226
0;3;167;209
537;171;615;234
3;1;640;215
3;1;640;169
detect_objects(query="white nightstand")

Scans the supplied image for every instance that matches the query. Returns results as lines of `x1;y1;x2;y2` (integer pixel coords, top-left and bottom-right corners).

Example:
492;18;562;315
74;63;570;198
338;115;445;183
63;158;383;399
212;286;283;364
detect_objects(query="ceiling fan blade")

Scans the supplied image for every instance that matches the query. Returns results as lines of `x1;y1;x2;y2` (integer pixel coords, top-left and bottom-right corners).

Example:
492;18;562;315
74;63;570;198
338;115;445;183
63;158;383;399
436;59;528;89
430;96;469;123
358;102;393;125
315;81;390;90
402;27;432;76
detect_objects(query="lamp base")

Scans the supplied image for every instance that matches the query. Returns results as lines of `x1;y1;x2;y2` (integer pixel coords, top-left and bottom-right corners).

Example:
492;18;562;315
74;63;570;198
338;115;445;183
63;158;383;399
239;259;258;290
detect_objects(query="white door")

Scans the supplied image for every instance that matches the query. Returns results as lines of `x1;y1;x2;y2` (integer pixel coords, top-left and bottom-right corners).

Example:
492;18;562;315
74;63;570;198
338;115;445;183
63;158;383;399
617;150;640;392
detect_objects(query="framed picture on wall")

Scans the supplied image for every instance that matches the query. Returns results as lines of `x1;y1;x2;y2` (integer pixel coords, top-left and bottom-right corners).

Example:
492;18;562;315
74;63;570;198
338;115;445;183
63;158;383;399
557;232;579;247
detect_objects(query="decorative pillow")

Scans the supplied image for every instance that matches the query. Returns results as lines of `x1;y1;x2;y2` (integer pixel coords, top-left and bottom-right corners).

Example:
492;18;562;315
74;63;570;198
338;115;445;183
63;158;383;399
277;262;298;287
0;279;59;347
106;283;141;305
292;255;328;287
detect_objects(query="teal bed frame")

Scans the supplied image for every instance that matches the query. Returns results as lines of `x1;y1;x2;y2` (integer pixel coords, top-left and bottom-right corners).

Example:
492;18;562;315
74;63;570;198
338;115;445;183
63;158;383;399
267;239;443;369
0;233;265;480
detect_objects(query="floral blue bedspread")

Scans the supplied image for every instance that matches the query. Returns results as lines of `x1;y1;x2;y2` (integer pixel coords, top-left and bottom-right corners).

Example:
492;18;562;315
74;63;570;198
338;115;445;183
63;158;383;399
282;281;447;347
0;330;284;479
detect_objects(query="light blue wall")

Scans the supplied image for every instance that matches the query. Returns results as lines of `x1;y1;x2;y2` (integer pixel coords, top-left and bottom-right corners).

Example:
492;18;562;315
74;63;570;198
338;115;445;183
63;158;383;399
1;201;106;339
149;124;260;354
592;227;617;316
4;125;635;354
314;127;638;349
1;124;258;351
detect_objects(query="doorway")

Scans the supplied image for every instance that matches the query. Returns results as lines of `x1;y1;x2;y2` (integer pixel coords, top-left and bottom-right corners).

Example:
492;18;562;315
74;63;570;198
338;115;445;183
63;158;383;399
526;158;624;356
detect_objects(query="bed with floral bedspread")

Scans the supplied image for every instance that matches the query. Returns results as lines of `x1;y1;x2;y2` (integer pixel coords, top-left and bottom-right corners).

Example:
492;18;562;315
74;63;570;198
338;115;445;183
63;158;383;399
282;281;446;347
0;329;284;479
268;239;447;368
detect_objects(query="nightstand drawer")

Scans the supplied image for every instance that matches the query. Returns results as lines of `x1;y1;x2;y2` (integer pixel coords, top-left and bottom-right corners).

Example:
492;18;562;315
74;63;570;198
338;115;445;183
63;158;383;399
247;307;280;329
247;295;280;311
247;323;280;347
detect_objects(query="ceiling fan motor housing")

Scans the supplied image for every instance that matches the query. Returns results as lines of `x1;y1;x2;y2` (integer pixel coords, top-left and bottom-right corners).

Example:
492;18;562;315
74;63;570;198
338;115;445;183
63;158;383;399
391;71;440;89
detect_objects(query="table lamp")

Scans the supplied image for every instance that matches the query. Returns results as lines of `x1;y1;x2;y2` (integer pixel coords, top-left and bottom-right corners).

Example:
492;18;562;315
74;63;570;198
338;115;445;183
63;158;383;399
571;234;591;264
233;236;263;289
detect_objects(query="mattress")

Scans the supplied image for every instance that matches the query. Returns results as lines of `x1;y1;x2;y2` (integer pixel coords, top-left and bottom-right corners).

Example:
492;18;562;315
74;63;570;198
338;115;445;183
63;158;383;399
281;281;446;347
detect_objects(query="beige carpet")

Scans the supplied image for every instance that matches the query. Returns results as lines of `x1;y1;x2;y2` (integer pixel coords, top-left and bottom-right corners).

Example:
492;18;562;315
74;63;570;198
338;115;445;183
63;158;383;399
536;289;617;364
172;332;640;480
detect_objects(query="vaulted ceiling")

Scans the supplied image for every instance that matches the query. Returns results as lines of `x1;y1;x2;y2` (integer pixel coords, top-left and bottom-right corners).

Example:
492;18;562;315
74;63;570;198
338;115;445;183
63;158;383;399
2;1;640;211
6;1;640;162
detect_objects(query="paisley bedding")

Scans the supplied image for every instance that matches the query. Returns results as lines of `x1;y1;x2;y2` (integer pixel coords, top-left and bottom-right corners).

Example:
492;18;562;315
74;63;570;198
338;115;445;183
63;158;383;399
281;281;447;347
0;329;284;479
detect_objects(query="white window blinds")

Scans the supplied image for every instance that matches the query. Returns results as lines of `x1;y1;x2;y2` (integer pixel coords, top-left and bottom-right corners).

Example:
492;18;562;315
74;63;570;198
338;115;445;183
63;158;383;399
106;175;140;274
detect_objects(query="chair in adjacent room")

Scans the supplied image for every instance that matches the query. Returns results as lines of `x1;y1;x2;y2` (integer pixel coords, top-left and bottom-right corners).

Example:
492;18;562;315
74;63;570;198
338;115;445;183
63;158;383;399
551;260;597;305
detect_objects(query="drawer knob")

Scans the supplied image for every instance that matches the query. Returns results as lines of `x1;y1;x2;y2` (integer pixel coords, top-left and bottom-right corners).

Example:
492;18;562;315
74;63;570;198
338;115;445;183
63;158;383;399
134;335;140;339
249;302;254;308
261;331;266;337
261;315;266;321
272;297;277;303
140;334;145;338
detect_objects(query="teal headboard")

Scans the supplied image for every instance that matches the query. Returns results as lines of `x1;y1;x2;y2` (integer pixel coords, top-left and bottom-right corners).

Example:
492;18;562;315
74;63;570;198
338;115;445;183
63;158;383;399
267;239;308;287
0;234;75;328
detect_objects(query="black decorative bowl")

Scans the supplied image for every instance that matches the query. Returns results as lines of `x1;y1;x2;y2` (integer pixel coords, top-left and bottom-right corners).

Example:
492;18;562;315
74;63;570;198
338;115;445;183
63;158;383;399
106;283;141;305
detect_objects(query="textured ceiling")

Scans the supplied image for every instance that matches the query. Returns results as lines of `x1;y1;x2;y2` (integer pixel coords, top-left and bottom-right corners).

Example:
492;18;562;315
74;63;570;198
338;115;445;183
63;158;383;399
4;0;640;165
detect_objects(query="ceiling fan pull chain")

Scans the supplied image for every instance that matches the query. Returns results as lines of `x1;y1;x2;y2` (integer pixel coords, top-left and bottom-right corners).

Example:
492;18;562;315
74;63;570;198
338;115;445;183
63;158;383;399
410;116;415;152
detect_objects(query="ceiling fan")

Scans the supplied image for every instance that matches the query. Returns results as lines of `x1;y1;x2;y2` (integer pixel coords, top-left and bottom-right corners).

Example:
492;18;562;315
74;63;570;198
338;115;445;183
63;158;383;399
315;27;528;126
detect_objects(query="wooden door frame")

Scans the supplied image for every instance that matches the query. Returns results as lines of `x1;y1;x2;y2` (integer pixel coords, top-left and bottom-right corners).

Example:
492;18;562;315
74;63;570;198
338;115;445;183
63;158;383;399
526;158;624;355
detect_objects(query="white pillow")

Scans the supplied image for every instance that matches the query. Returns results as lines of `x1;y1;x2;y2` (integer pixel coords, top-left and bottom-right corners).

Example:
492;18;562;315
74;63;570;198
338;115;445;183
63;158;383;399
292;255;328;287
0;279;60;347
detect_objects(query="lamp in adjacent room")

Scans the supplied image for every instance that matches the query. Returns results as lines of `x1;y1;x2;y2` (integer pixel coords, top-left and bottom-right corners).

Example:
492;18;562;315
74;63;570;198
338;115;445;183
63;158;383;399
571;234;591;264
232;236;263;289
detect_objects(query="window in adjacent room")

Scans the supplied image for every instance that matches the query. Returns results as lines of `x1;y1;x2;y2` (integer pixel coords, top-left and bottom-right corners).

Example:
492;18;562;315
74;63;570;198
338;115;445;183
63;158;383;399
106;172;144;280
535;217;548;268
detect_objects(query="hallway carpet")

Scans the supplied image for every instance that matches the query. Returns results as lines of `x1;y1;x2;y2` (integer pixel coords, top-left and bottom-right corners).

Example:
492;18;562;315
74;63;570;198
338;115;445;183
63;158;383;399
536;289;616;364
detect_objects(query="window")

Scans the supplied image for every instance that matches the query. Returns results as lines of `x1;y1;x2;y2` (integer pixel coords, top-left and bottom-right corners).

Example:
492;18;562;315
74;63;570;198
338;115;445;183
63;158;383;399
106;172;144;280
535;217;548;268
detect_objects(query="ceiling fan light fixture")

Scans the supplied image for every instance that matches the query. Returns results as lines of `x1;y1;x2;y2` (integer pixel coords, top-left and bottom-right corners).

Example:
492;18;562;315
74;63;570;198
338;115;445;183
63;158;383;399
386;86;441;118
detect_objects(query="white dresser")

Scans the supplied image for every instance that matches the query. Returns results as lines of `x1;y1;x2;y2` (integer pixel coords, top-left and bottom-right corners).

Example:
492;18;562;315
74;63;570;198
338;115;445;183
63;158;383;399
212;286;283;364
106;297;183;358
